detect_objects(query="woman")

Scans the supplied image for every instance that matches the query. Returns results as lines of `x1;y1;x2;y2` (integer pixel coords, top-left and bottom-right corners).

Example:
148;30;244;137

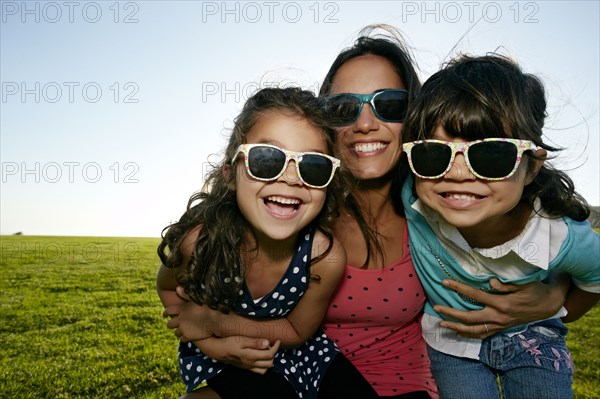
317;26;435;397
165;25;570;398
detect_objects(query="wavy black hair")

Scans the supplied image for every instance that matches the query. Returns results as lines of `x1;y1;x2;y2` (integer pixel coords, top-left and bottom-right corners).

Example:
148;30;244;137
402;54;589;221
158;87;342;312
319;24;422;267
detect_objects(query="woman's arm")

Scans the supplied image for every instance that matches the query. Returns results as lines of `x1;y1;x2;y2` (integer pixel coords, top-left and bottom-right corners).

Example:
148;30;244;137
434;273;570;339
157;264;186;308
157;226;201;308
194;336;281;374
165;233;347;348
561;286;600;323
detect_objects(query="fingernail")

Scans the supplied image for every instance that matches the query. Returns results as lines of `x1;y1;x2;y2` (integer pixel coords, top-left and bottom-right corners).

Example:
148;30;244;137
442;280;450;286
440;322;447;328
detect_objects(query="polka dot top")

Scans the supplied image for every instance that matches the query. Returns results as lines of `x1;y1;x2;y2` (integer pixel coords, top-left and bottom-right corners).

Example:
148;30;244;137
178;224;339;398
323;223;438;398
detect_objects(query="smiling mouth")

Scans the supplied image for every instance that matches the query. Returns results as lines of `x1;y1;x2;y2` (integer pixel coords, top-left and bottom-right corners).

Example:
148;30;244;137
353;142;388;153
442;192;484;201
264;195;302;217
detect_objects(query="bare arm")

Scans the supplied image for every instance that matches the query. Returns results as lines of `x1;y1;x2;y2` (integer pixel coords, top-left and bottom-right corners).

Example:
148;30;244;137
194;336;281;374
165;233;347;348
157;226;202;309
561;286;600;323
157;264;185;308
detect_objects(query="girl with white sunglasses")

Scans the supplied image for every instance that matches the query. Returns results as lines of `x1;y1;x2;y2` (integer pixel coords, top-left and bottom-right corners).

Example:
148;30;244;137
402;54;599;399
158;87;378;399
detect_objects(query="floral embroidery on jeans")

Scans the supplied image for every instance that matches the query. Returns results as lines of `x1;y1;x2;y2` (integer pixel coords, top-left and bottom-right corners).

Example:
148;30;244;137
517;334;574;371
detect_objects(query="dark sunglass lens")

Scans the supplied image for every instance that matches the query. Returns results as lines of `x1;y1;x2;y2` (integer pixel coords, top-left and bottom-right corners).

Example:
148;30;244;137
411;143;452;177
298;155;333;187
469;141;517;178
248;146;286;179
326;95;360;126
373;91;408;121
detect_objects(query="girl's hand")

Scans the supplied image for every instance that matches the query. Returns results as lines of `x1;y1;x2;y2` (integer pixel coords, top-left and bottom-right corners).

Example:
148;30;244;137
434;277;568;339
163;287;220;342
199;337;280;374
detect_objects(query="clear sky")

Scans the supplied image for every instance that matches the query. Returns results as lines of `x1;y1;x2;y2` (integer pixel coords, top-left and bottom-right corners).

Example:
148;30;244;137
1;0;598;237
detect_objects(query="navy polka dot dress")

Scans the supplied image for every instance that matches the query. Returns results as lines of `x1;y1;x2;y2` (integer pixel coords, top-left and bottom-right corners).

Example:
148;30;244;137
178;225;339;398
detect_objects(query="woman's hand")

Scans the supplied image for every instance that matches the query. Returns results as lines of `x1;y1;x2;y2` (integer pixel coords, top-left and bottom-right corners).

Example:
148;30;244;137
163;287;220;342
198;337;280;375
434;276;569;339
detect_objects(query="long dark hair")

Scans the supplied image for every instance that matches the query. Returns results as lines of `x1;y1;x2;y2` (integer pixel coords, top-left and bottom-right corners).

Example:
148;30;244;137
158;87;342;312
319;24;422;266
402;54;589;221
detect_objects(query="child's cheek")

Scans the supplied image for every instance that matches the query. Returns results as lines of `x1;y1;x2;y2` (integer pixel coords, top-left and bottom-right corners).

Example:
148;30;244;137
414;177;426;197
414;178;436;207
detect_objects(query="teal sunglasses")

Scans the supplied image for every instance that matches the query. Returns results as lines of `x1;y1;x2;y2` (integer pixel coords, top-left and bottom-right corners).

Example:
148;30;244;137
324;89;409;126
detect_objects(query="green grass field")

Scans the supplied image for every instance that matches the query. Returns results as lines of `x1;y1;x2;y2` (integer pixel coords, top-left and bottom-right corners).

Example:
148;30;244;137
1;236;598;398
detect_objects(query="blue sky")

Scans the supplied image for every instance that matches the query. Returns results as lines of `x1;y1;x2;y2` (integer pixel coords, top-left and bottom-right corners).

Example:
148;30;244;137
1;1;598;237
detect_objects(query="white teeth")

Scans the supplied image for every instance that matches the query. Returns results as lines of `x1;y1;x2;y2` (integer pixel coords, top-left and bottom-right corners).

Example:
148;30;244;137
353;142;387;153
265;196;301;205
447;193;478;201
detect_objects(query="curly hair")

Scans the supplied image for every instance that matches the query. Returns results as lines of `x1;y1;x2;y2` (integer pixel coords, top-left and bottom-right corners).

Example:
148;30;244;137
157;87;342;312
402;54;589;221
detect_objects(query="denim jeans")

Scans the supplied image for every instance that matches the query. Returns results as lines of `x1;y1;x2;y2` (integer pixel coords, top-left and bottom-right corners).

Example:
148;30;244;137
427;318;573;399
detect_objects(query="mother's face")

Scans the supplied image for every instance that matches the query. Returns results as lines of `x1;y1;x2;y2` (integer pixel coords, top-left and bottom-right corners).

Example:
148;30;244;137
329;54;405;181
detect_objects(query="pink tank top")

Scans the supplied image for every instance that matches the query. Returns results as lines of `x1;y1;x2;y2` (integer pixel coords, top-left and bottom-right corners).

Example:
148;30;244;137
323;224;438;398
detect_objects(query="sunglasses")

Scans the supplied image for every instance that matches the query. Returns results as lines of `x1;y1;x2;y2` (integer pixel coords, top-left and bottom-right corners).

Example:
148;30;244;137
402;138;540;181
324;89;409;126
234;144;340;188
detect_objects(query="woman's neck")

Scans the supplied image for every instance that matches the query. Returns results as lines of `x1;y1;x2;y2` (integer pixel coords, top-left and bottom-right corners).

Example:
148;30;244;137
353;177;396;222
335;177;406;268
